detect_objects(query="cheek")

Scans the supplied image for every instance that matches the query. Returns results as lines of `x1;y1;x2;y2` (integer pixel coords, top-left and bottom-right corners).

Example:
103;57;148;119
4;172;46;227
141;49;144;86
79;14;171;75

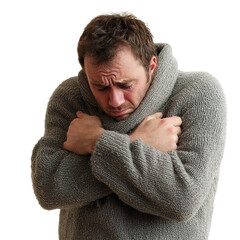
130;85;148;105
124;90;139;106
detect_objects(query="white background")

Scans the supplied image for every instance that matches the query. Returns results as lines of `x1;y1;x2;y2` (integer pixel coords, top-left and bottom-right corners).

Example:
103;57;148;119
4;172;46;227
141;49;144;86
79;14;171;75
1;0;239;239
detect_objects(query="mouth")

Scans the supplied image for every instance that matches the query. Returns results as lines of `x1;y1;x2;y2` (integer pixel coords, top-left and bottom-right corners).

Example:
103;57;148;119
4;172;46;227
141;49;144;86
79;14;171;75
110;109;131;120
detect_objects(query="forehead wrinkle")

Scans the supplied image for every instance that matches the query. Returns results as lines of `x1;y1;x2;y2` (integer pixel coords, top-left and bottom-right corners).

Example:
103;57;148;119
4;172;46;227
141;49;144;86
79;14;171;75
95;70;118;86
89;58;133;86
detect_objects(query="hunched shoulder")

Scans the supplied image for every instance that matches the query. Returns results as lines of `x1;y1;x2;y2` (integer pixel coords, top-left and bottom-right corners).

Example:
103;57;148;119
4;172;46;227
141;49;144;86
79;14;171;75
48;76;82;107
164;71;226;117
46;76;84;120
172;71;225;105
44;76;83;136
51;76;80;98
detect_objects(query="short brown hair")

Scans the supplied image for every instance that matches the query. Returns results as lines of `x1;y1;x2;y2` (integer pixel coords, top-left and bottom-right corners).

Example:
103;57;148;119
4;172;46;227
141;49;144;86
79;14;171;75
77;13;156;72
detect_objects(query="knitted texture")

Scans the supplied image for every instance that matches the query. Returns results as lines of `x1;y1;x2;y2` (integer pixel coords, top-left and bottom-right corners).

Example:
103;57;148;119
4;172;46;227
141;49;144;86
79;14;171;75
31;43;226;240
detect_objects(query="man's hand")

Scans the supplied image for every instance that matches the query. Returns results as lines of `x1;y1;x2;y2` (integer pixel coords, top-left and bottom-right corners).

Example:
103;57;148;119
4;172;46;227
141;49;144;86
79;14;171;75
130;112;182;152
63;111;104;155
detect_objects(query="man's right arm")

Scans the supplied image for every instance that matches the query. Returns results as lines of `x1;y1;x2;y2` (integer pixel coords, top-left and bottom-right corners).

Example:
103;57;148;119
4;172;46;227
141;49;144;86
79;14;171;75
31;78;112;210
32;78;181;211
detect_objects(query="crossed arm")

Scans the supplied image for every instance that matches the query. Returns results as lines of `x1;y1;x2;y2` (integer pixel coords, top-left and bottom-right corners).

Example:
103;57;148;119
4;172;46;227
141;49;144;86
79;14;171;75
32;108;183;214
32;107;224;220
32;77;225;220
63;111;182;155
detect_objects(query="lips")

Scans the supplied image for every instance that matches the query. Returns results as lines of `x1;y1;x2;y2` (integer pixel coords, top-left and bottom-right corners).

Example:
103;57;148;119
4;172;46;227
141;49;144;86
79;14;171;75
110;109;132;119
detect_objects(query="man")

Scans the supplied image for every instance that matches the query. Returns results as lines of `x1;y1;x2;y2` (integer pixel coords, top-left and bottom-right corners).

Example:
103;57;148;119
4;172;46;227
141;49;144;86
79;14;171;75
32;13;226;240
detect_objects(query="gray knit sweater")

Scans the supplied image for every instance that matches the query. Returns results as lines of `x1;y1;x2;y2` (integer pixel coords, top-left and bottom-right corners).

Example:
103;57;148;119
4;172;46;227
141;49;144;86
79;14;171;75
31;43;226;240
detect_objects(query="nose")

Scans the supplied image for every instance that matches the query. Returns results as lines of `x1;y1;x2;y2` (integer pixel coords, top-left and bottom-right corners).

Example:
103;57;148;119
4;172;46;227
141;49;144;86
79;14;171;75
108;87;125;107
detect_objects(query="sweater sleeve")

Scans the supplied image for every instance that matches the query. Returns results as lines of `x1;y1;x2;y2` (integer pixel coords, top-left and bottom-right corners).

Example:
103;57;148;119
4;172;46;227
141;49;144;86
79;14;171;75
90;74;226;221
31;78;111;210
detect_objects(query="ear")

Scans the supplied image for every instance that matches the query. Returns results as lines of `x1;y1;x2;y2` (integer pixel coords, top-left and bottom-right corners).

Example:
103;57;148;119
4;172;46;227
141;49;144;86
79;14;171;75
149;56;157;75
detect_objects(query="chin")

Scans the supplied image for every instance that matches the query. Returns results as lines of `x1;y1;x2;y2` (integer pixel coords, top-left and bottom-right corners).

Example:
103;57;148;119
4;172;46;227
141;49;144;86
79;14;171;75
113;112;132;121
114;115;128;121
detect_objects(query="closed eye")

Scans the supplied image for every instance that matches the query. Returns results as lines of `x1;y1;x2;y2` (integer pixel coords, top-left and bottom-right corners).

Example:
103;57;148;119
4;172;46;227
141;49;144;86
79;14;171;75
96;84;132;91
118;84;133;90
97;86;109;92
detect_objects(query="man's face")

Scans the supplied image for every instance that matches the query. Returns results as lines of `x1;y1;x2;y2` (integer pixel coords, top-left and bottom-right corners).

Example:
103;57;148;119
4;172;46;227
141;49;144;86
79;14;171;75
84;46;157;120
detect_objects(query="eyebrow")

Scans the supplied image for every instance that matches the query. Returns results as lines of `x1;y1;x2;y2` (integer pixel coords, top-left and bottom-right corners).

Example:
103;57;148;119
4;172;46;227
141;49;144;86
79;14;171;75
91;79;135;87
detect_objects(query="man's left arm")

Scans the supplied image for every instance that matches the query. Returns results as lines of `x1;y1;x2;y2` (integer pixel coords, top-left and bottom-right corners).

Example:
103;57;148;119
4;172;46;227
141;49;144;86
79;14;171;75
90;77;226;221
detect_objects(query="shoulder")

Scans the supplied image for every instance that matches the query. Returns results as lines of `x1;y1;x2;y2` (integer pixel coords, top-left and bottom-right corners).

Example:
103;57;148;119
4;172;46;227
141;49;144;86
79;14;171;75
173;71;226;108
166;71;227;126
46;76;83;119
47;76;83;108
44;76;82;134
50;76;79;99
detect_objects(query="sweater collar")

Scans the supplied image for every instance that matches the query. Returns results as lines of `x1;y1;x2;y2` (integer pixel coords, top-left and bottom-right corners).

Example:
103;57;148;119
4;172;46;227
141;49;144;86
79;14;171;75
78;43;178;133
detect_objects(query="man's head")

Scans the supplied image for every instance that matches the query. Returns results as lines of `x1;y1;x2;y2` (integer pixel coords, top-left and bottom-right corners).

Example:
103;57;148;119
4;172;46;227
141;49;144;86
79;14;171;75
77;13;157;120
77;13;156;72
